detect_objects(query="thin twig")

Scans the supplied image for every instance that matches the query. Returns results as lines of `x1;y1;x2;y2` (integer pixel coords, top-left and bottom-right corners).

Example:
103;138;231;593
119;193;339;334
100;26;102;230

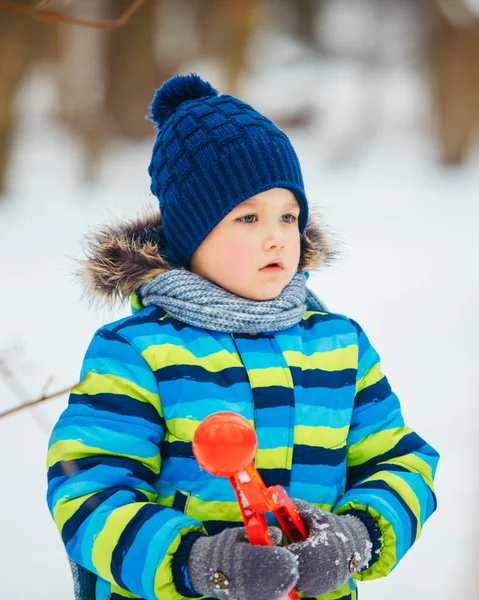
0;385;72;420
0;0;146;29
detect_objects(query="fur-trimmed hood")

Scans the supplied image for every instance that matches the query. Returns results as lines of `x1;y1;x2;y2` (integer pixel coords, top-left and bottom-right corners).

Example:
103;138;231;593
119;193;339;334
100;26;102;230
79;207;335;305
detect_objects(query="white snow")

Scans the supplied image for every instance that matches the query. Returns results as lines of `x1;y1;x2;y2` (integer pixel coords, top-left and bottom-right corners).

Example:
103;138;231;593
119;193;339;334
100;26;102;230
1;9;478;600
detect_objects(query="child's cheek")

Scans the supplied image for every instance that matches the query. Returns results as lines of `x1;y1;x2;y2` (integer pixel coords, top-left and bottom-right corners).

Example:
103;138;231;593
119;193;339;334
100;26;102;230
224;240;256;274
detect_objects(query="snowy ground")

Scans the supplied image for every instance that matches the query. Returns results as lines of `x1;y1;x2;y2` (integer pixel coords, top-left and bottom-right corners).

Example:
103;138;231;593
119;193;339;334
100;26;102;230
1;24;478;600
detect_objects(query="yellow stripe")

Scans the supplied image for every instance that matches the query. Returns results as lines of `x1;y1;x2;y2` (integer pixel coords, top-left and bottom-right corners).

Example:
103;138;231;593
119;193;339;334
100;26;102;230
53;491;97;532
92;503;145;580
164;417;256;444
347;426;413;467
297;580;353;599
284;345;357;371
165;418;200;441
356;362;383;394
294;424;349;448
73;372;163;416
256;447;289;469
110;583;141;599
130;293;143;312
143;344;240;372
47;439;161;473
247;367;293;388
186;497;242;523
363;471;422;541
52;486;156;533
157;494;175;508
303;310;327;320
384;453;435;491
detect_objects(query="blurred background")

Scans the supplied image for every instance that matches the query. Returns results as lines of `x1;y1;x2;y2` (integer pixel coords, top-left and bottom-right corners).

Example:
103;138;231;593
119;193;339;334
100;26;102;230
0;1;478;598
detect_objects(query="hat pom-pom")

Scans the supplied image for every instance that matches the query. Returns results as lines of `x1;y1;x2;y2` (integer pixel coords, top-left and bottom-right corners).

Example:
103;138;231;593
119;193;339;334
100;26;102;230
148;73;218;128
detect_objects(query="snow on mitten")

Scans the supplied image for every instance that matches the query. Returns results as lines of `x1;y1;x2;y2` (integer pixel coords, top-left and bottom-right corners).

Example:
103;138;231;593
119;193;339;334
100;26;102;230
287;499;373;596
188;526;298;600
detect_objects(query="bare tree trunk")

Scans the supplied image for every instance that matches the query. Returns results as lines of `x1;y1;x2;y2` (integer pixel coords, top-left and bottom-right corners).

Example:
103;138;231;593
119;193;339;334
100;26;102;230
105;0;158;139
0;7;43;195
293;0;318;46
429;1;479;164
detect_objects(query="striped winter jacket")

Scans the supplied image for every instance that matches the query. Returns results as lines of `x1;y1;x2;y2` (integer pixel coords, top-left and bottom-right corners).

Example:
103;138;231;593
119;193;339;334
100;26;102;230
46;211;439;600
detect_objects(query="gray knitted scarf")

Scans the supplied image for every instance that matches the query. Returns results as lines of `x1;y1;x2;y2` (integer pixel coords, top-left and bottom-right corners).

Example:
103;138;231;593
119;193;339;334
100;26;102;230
139;269;325;334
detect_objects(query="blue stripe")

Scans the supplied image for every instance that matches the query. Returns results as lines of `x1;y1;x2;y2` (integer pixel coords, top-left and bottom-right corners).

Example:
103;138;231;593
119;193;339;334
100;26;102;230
48;464;156;510
155;364;249;386
348;404;403;445
62;487;148;547
288;481;340;505
156;479;236;503
347;432;427;487
255;405;291;427
56;403;165;437
389;468;437;526
297;386;355;409
354;479;417;547
161;441;194;459
160;457;211;482
357;344;379;378
258;468;290;487
355;377;392;408
203;521;243;535
293;464;345;486
69;392;164;429
109;308;167;335
276;330;358;355
158;380;252;410
120;510;198;598
50;422;161;459
290;366;356;389
300;311;351;331
111;504;165;590
253;386;294;408
48;455;158;487
292;444;346;467
256;426;290;449
295;401;352;427
82;357;159;395
125;329;231;358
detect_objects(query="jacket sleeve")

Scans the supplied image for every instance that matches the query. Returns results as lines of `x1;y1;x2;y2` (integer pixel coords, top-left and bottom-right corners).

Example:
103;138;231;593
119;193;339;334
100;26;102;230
333;319;439;580
46;328;206;600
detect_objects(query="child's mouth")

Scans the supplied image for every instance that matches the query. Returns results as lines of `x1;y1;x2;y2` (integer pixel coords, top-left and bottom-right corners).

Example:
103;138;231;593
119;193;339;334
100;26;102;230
260;264;284;272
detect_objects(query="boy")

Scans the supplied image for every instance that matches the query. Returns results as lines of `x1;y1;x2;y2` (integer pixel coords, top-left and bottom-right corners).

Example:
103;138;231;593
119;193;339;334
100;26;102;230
47;74;439;600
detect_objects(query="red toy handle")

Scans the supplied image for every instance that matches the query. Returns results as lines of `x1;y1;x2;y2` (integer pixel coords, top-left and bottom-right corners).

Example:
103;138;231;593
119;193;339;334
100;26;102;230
193;412;308;600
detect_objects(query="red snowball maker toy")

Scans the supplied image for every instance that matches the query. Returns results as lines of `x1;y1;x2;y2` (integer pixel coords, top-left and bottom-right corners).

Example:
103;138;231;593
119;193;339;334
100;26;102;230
192;411;308;600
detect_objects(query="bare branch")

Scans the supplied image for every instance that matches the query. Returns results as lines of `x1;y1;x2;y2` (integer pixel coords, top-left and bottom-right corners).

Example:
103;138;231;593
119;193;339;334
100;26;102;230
0;0;147;29
0;384;72;420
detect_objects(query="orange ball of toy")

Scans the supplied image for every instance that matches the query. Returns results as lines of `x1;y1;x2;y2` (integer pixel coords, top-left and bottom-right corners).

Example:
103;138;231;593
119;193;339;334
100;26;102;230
193;412;257;476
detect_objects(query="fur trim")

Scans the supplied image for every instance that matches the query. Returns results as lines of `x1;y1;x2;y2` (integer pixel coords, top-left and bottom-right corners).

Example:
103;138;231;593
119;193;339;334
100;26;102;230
79;206;336;305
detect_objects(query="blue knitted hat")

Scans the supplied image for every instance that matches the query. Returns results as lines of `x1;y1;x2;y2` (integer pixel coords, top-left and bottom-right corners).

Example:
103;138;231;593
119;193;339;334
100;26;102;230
148;73;309;268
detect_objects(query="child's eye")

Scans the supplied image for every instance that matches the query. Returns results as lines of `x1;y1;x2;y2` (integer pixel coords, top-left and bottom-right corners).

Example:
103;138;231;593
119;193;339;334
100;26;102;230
238;214;257;224
237;214;298;224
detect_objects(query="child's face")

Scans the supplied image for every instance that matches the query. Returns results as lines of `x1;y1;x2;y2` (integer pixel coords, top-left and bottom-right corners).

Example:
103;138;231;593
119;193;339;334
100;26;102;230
190;188;302;300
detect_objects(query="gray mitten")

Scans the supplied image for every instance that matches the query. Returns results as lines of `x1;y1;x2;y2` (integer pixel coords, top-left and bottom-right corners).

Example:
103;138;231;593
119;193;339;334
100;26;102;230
188;526;299;600
287;499;373;597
